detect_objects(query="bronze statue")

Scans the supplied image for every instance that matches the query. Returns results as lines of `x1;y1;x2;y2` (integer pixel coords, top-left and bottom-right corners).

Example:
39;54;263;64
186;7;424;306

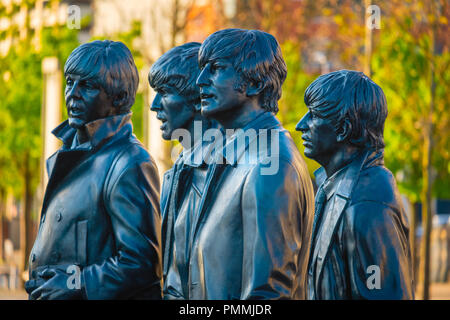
148;42;218;299
296;70;414;299
161;28;315;300
25;40;163;299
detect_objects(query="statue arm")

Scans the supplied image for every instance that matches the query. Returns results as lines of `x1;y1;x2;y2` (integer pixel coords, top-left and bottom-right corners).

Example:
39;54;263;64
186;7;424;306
82;159;163;299
240;159;305;299
344;201;415;300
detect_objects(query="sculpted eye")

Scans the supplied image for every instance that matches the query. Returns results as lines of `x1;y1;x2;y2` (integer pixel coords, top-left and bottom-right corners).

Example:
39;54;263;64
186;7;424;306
211;63;224;72
83;80;97;89
66;78;74;86
310;111;320;119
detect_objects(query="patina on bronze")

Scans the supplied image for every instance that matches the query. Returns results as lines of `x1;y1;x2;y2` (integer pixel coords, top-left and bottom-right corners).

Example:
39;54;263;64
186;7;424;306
148;42;218;298
296;70;414;299
26;40;162;300
161;28;315;300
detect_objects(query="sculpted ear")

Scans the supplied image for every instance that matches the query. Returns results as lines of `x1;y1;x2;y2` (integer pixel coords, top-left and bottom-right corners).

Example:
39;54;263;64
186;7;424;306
336;119;352;143
246;80;264;97
113;91;129;110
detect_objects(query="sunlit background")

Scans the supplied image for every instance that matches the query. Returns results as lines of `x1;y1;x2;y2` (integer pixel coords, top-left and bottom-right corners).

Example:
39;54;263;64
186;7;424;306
0;0;448;299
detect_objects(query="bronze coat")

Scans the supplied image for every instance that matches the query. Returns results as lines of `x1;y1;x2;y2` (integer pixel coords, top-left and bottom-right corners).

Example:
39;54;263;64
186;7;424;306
308;150;415;299
29;113;163;299
161;112;315;299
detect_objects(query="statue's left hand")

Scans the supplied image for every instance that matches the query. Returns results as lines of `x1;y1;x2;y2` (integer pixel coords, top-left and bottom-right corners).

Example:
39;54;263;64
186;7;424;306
30;265;83;300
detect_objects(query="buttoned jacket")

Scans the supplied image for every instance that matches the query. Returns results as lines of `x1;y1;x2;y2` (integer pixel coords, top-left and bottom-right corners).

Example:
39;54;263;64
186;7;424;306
29;113;163;299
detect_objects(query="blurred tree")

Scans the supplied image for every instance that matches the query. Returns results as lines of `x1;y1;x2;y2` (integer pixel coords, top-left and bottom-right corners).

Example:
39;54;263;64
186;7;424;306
371;0;449;299
231;2;449;300
92;20;145;141
278;41;320;177
0;106;18;263
184;0;228;42
0;0;79;278
228;0;336;179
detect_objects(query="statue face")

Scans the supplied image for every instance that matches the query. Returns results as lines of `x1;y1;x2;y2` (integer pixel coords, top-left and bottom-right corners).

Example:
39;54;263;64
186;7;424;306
150;86;195;140
295;110;339;162
65;73;114;129
197;58;247;119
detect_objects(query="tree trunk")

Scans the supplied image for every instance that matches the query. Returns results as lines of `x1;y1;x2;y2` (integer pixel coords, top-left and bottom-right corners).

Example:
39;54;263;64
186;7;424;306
364;0;373;77
19;152;34;287
419;131;433;300
24;156;34;272
418;0;438;300
407;198;417;290
171;0;181;48
0;189;4;262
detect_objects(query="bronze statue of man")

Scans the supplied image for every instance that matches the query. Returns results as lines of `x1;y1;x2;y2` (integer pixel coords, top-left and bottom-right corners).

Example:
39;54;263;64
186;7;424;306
26;40;162;299
148;42;217;299
296;70;414;299
164;28;314;300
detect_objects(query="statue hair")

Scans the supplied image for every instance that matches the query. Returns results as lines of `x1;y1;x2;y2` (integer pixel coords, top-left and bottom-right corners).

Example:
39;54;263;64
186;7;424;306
304;69;387;150
149;42;201;105
198;28;287;114
64;40;139;113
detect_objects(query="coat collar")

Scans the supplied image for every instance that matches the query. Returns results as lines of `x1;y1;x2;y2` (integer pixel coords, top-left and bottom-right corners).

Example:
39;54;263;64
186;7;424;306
217;112;281;166
51;112;133;150
314;165;348;202
180;137;211;168
45;113;133;190
186;112;282;256
313;148;384;197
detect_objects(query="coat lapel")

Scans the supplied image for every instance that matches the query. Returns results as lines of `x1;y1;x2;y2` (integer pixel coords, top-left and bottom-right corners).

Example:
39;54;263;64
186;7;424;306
161;168;174;278
42;149;90;216
161;169;174;225
312;150;370;288
187;114;281;253
161;164;194;277
188;161;226;254
46;151;59;180
41;114;133;223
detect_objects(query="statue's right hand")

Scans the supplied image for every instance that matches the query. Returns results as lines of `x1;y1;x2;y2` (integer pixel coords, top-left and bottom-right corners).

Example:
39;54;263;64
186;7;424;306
26;265;51;295
25;278;45;295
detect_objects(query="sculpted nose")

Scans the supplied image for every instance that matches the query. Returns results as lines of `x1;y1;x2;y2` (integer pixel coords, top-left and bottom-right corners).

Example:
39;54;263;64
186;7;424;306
296;111;310;132
150;93;162;111
196;68;210;87
66;81;80;99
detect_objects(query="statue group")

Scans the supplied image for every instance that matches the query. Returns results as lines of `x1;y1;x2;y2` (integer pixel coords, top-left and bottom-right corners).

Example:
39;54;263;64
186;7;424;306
25;28;415;300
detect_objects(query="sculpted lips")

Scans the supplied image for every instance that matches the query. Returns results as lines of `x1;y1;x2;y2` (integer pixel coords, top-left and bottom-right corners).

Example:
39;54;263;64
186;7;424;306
200;92;215;107
68;101;84;118
156;114;167;122
301;135;313;147
156;113;168;130
200;92;215;100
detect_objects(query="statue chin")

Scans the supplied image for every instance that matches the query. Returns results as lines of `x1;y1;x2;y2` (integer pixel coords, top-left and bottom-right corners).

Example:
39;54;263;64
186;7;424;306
68;117;85;129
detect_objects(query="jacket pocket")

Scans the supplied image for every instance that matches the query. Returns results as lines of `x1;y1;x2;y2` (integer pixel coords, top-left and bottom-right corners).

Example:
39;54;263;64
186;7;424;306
76;220;88;266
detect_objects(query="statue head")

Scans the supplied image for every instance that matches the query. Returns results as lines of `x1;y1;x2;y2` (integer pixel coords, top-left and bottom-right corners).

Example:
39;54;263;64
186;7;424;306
197;28;287;119
296;70;387;163
149;42;203;141
64;40;139;129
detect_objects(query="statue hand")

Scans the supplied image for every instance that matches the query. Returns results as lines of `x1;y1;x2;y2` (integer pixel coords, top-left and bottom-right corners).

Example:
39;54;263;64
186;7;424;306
30;265;83;300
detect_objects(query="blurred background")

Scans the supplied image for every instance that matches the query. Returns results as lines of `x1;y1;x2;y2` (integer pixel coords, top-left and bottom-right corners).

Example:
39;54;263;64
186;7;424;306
0;0;448;300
